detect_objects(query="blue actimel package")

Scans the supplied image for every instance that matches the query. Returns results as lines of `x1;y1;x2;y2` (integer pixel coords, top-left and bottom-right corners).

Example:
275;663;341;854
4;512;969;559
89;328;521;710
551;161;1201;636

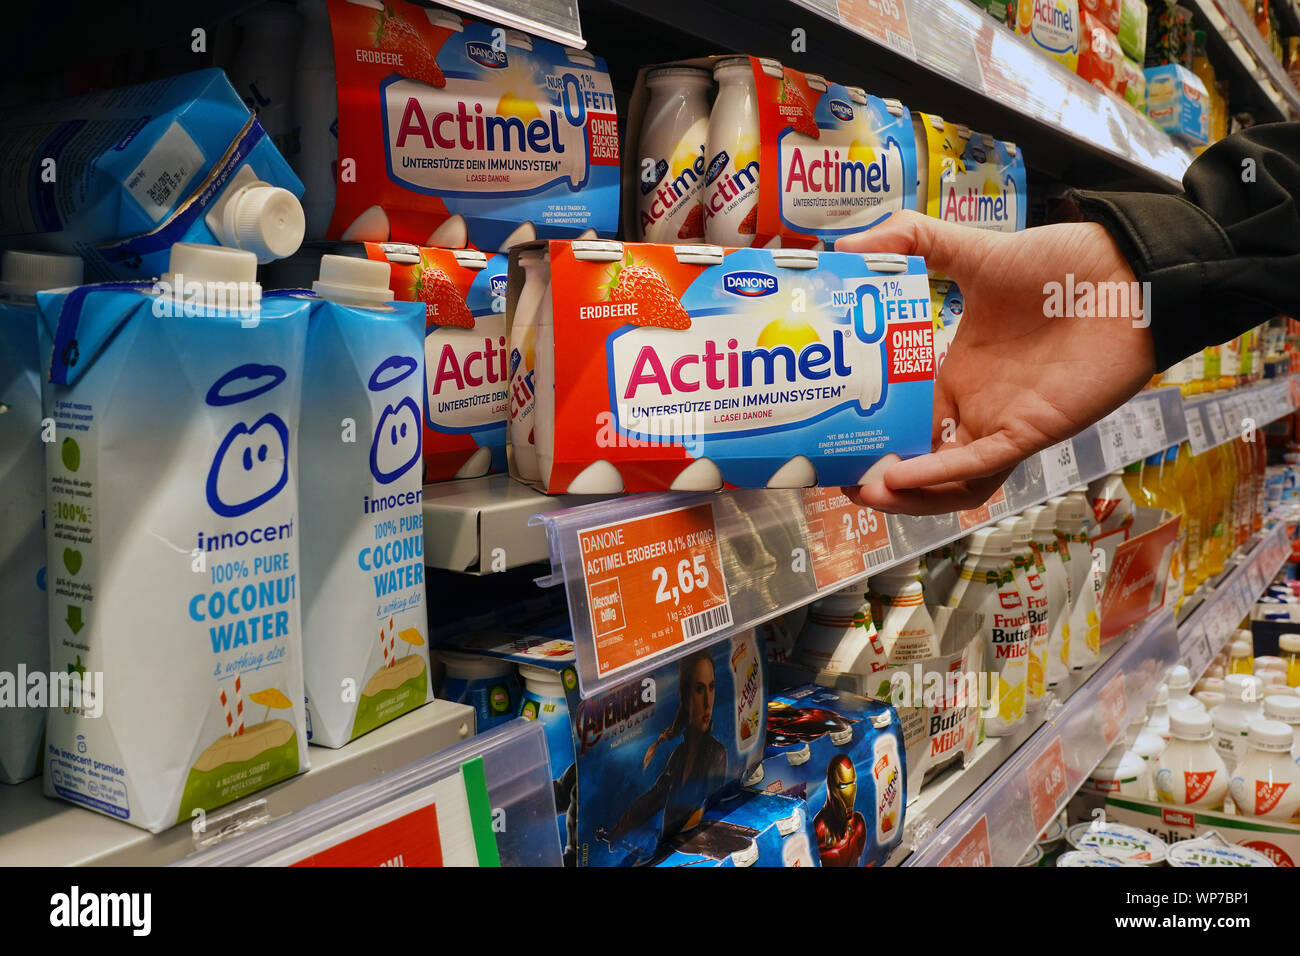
577;631;765;867
35;245;312;832
293;267;432;748
747;685;906;867
0;69;304;281
651;790;818;867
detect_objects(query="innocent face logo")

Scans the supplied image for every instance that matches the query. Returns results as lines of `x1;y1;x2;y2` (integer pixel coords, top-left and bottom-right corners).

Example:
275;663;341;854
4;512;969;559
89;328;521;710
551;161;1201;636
369;355;422;484
205;365;290;518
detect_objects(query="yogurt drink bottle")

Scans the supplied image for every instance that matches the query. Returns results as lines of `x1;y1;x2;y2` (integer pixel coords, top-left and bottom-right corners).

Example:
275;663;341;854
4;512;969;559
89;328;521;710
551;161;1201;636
0;251;83;784
1024;501;1071;688
1214;673;1264;772
298;255;431;748
947;525;1031;736
704;57;761;247
1146;683;1171;741
868;560;941;664
999;515;1050;710
1229;719;1300;821
1088;740;1153;798
637;68;712;243
1262;695;1300;757
792;586;890;687
1156;710;1229;809
508;251;548;481
1057;490;1101;670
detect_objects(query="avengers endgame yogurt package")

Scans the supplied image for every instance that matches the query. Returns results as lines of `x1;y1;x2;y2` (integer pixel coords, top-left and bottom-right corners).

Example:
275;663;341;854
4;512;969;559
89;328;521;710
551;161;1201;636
508;239;935;493
315;0;619;249
625;57;917;249
0;69;305;281
651;790;818;867
35;244;311;831
746;685;906;866
362;243;509;481
914;115;1026;233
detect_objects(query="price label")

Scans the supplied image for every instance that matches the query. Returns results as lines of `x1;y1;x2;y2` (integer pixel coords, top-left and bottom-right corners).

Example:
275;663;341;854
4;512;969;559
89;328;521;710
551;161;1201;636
291;803;445;867
1121;406;1146;458
836;0;917;60
1097;415;1126;471
1184;409;1209;455
800;487;894;590
1206;404;1229;446
1098;672;1128;746
1026;738;1069;833
957;485;1011;532
1140;398;1167;452
577;503;731;678
1183;623;1211;676
937;814;993;867
1039;439;1080;497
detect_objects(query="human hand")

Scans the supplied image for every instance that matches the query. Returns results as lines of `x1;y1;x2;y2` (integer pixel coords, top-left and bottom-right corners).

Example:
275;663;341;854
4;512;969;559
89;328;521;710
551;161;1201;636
837;211;1156;514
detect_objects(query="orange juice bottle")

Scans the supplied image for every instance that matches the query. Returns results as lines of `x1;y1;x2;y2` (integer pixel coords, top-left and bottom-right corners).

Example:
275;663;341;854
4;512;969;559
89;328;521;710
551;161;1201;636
1202;346;1221;393
1174;442;1206;591
1147;448;1188;608
1122;460;1152;507
1203;445;1228;578
1253;433;1266;531
1233;438;1253;546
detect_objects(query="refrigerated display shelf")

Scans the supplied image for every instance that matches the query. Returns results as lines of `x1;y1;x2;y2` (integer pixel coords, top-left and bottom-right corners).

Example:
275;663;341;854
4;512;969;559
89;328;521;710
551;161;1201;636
1189;0;1300;117
532;376;1297;700
0;699;475;867
897;523;1288;866
431;0;586;47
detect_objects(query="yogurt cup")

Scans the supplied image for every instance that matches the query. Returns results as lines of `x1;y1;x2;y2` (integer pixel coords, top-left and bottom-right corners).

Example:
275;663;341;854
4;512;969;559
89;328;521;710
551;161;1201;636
1166;832;1275;867
1066;820;1168;864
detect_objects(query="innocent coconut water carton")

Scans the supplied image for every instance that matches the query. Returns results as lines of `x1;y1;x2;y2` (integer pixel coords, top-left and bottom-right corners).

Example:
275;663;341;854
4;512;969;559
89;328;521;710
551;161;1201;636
36;244;311;831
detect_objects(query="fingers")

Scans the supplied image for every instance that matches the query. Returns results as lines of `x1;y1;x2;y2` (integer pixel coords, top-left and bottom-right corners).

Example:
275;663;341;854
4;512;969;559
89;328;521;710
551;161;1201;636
850;471;1015;516
883;431;1030;490
833;210;982;281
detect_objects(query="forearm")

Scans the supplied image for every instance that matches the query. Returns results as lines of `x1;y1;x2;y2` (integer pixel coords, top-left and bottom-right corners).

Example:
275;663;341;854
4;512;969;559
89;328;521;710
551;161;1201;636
1072;122;1300;371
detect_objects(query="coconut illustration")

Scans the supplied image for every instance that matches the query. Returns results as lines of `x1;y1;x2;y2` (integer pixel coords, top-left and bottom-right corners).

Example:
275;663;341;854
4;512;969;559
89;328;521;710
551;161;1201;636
349;620;429;741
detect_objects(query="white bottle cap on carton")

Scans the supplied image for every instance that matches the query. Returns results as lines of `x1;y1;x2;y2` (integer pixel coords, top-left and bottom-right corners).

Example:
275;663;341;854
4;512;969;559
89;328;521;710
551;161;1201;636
161;243;260;309
0;250;83;299
1170;709;1213;740
312;255;395;307
1264;694;1300;724
1224;673;1262;704
965;525;1012;558
206;167;306;263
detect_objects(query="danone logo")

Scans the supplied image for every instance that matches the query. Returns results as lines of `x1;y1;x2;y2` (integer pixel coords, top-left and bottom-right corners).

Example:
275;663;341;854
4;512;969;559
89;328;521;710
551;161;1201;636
489;274;508;298
828;98;854;122
465;41;507;68
722;271;778;297
705;150;730;185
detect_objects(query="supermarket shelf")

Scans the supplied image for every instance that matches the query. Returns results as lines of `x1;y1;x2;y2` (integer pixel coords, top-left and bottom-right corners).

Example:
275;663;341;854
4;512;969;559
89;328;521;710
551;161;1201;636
422;475;612;573
533;377;1297;700
1178;520;1292;679
429;0;586;48
1183;376;1295;453
1190;0;1300;118
1190;0;1292;120
179;718;562;867
586;0;1187;191
0;699;475;867
903;610;1180;866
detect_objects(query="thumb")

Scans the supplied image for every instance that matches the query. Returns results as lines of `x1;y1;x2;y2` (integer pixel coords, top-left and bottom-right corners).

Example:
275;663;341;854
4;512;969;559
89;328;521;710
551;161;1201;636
833;210;981;281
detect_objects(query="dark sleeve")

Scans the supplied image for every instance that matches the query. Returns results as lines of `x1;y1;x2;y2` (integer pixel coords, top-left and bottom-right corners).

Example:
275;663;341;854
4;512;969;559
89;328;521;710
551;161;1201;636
1070;122;1300;372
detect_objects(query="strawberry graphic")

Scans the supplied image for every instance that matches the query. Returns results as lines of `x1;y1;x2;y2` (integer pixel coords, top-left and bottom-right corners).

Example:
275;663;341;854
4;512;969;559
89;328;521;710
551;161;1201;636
738;205;758;236
372;2;446;88
676;204;704;240
602;253;690;330
779;76;820;138
414;265;473;328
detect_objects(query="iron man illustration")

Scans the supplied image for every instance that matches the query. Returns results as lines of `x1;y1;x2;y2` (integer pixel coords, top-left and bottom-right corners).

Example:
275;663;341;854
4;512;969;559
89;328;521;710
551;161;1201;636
813;754;866;867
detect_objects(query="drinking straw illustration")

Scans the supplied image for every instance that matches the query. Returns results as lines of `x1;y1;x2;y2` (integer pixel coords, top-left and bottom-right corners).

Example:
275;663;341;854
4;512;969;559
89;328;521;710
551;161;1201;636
219;676;244;736
398;628;425;659
380;616;397;668
249;687;293;725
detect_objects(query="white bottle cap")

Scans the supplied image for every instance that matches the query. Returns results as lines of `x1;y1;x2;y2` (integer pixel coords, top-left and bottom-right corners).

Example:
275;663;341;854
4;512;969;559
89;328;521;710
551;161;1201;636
1195;677;1224;694
965;525;1013;558
1054;493;1088;531
1229;639;1251;659
713;56;752;77
1246;718;1294;751
312;254;395;307
1259;671;1287;690
1170;710;1213;740
1023;502;1056;538
1254;656;1286;671
518;662;567;694
646;66;712;86
160;243;260;309
871;557;922;584
1166;664;1191;694
1280;634;1300;653
1194;690;1225;709
0;250;83;299
215;182;306;262
1149;683;1169;709
996;515;1033;550
1264;694;1300;724
1224;673;1263;704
